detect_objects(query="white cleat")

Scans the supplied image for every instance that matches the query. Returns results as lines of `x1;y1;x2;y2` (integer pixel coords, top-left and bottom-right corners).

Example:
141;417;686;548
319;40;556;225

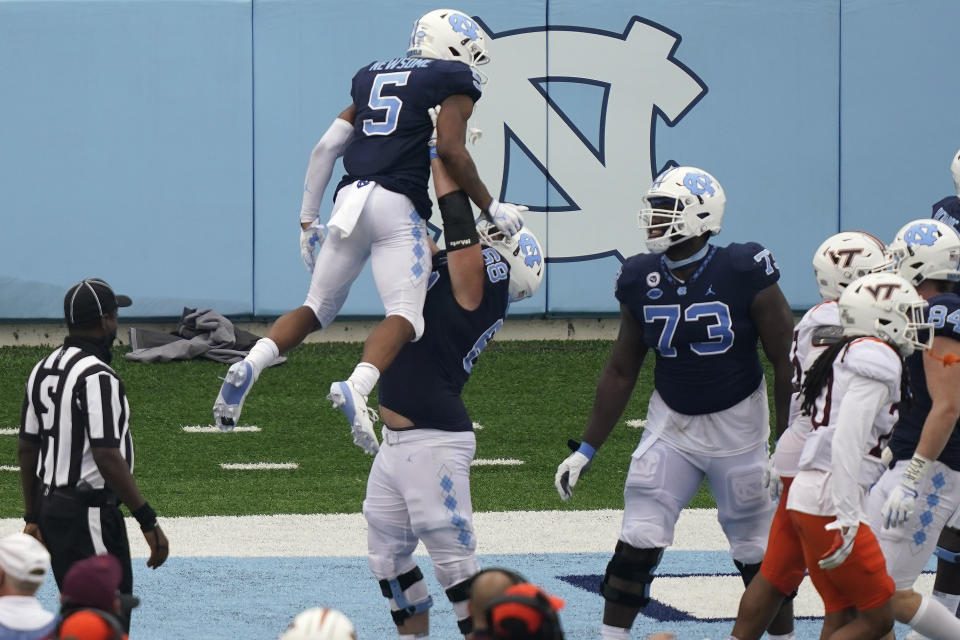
905;631;930;640
213;362;255;432
328;380;380;455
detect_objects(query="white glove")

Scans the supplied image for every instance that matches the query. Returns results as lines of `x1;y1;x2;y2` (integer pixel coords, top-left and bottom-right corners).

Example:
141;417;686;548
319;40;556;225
881;453;932;528
300;219;326;274
487;199;527;237
818;520;858;569
428;105;441;148
762;453;783;501
880;445;894;468
555;450;592;501
881;485;918;529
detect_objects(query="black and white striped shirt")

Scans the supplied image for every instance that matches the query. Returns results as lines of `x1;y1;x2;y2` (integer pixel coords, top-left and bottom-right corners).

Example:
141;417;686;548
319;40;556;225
20;338;133;489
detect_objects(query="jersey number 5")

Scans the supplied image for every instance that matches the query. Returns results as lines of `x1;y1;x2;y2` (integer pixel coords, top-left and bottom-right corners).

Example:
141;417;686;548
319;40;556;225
363;71;411;136
643;302;735;357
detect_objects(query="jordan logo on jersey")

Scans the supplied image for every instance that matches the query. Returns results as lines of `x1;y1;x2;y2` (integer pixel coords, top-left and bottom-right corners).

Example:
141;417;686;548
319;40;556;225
468;16;706;262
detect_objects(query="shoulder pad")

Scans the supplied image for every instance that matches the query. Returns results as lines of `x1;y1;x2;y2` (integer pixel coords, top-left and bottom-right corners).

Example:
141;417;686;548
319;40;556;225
843;338;901;387
615;254;658;302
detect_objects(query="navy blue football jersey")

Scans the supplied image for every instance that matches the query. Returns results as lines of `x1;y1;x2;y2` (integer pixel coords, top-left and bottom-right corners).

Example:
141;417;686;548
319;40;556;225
615;242;780;415
889;292;960;471
932;195;960;232
335;57;482;220
378;247;510;431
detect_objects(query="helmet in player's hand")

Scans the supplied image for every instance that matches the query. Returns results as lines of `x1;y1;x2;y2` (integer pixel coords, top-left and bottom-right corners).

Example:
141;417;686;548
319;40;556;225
888;218;960;287
407;9;490;67
278;607;356;640
638;166;726;254
812;231;891;301
478;220;544;302
839;272;931;356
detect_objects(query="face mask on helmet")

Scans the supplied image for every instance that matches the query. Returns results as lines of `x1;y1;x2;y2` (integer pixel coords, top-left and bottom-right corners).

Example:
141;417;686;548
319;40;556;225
888;218;960;287
838;272;931;356
477;221;544;302
407;9;490;68
811;231;893;301
638;166;725;254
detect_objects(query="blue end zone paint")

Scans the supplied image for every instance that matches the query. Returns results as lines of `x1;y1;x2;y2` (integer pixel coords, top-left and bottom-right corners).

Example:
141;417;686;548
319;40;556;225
29;551;931;639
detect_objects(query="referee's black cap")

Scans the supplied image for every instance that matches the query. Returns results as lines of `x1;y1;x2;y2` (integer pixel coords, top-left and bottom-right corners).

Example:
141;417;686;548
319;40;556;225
64;278;132;326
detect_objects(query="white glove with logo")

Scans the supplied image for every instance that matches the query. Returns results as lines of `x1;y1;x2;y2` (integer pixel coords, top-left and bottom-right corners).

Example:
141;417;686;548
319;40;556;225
428;105;441;149
555;440;594;501
881;453;932;529
762;452;783;501
300;219;326;274
818;519;858;569
487;199;526;237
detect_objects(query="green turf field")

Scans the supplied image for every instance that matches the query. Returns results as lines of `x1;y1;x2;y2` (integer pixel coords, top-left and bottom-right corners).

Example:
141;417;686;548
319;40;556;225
0;340;777;517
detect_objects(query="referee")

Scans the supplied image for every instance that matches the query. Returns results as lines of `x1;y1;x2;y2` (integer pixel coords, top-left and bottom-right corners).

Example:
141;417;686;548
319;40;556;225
17;277;169;629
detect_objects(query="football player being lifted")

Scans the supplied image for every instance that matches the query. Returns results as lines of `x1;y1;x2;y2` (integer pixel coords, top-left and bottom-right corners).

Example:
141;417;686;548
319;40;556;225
730;230;891;640
212;9;527;454
554;166;796;640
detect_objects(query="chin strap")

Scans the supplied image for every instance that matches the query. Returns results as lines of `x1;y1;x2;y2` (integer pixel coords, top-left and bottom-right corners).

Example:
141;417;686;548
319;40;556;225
663;243;710;269
929;351;960;366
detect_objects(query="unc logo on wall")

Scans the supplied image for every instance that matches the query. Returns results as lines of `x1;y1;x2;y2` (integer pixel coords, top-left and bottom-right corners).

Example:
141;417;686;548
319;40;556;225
469;17;707;262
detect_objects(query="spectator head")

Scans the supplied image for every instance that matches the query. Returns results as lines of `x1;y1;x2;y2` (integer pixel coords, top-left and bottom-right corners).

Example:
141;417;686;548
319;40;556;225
0;532;50;596
56;609;126;640
278;607;356;640
486;583;565;640
61;555;126;615
470;567;526;632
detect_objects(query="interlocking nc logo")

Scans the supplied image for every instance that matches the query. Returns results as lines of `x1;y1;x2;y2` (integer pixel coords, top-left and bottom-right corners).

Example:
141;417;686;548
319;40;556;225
828;247;864;268
469;17;707;261
865;282;901;301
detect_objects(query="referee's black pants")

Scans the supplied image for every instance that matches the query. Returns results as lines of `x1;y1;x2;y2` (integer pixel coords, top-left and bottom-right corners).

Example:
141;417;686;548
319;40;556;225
39;490;134;628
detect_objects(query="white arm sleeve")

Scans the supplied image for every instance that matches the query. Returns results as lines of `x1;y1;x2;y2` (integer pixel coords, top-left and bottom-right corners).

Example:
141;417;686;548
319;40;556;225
299;118;355;224
830;375;890;523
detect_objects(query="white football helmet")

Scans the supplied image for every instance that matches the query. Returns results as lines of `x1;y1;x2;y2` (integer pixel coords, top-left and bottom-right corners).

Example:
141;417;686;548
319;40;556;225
888;218;960;286
278;607;356;640
478;220;544;302
407;9;490;67
638;166;726;253
839;272;931;356
811;231;891;300
951;147;960;197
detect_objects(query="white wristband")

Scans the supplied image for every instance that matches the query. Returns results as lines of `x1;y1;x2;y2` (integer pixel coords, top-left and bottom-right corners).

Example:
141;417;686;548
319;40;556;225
902;453;933;490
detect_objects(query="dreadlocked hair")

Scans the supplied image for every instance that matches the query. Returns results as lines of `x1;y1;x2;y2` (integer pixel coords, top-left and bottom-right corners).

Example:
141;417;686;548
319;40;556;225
801;335;914;416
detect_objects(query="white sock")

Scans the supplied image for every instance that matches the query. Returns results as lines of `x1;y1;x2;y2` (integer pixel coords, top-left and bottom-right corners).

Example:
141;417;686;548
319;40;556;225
931;588;960;616
245;338;279;377
398;634;428;640
768;633;795;640
600;624;630;639
909;595;960;637
348;361;380;397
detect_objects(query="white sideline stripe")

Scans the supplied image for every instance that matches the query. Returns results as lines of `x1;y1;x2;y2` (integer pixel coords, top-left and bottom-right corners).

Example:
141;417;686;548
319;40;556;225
0;428;17;436
626;418;647;429
0;466;18;472
183;425;262;433
0;509;724;557
219;462;299;470
472;422;484;430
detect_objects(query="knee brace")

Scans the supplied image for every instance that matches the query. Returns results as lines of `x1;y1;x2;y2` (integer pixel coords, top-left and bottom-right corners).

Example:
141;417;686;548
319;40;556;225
378;565;433;627
445;575;476;635
734;559;760;589
600;541;664;608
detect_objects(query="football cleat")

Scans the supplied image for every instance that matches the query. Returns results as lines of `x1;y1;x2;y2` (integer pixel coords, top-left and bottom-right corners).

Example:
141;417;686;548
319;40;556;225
328;380;380;455
213;361;256;432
